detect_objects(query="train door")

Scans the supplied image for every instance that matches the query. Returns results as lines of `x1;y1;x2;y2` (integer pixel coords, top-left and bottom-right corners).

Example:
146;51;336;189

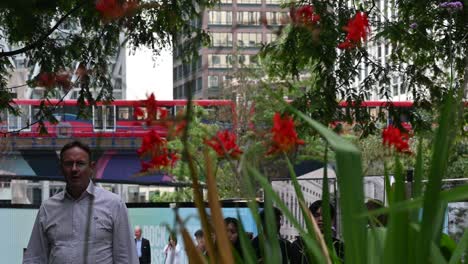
7;105;31;132
92;105;116;132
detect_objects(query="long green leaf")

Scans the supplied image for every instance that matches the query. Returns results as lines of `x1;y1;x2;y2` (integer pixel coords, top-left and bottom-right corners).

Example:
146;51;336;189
418;94;457;262
448;228;468;264
285;155;331;263
247;165;327;263
384;156;409;264
236;210;257;264
290;107;368;264
321;145;334;258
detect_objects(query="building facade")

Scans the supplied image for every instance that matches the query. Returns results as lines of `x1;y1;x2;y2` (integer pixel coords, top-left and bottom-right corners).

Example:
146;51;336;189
173;0;287;99
2;27;127;100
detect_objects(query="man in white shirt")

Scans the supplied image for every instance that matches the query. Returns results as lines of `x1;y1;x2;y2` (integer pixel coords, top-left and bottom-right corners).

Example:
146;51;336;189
23;140;139;264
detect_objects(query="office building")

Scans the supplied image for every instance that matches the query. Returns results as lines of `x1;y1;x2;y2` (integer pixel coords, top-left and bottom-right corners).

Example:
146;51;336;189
173;0;287;99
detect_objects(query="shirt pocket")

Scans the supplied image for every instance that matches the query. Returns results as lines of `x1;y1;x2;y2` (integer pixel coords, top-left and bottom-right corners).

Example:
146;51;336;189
94;217;113;242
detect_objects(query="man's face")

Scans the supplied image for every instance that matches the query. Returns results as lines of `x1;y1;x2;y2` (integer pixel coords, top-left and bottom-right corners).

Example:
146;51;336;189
226;223;239;244
313;207;324;232
195;236;205;249
135;228;142;239
61;146;94;196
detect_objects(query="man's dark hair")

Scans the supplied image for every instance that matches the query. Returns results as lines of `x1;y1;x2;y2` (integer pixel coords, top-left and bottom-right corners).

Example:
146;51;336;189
309;200;336;220
259;207;282;234
60;140;92;162
259;207;282;224
224;217;239;229
194;229;204;238
365;199;387;226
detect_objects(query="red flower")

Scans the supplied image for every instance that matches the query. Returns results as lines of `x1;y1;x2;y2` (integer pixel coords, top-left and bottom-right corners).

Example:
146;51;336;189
294;5;320;25
382;125;411;153
133;106;145;119
205;130;243;159
267;113;305;155
55;72;72;90
36;72;57;89
137;129;165;156
36;71;73;90
174;120;186;136
134;93;167;126
140;151;177;172
338;12;370;49
96;0;138;20
138;129;178;172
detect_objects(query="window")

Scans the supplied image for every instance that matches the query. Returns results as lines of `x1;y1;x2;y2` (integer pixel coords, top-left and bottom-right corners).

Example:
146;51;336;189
208;75;219;88
237;32;262;47
392;75;400;96
223;75;232;82
266;0;282;4
208;54;233;68
208;11;232;25
265;33;278;43
237;55;258;66
197;77;202;91
220;0;232;3
117;107;131;120
177;65;183;80
238;55;246;64
210;32;233;47
237;11;260;25
266;12;288;25
238;0;261;4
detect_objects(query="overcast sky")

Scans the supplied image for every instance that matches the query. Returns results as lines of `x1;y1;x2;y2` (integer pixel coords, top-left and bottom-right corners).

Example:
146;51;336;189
125;46;173;100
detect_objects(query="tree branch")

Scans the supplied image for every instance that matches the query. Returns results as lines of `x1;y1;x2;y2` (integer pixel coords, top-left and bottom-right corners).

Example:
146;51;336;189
0;3;83;58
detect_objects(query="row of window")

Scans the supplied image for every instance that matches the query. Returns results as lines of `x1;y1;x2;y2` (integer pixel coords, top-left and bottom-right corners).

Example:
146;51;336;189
173;77;203;99
219;0;282;4
210;32;277;47
207;75;233;88
173;58;202;81
208;11;289;26
207;54;258;68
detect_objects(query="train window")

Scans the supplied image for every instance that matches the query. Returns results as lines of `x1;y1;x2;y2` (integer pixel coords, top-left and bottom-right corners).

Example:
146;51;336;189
7;105;31;132
117;107;131;120
93;105;115;131
0;110;7;130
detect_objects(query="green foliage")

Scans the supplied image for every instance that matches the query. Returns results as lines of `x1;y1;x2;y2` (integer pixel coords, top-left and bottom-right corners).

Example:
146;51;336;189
150;188;193;202
0;0;216;130
257;0;467;137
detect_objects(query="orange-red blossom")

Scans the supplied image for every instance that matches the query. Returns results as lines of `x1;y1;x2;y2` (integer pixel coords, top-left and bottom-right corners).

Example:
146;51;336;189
205;130;243;159
267;112;305;155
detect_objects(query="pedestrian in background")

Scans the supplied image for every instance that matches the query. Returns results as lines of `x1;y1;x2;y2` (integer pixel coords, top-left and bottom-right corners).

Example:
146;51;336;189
163;233;182;264
135;225;151;264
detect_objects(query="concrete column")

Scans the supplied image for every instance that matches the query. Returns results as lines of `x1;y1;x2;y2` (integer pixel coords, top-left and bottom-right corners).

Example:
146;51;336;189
42;181;50;202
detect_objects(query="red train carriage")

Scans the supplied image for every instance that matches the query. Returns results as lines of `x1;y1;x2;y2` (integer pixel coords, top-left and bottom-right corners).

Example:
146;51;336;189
0;99;236;138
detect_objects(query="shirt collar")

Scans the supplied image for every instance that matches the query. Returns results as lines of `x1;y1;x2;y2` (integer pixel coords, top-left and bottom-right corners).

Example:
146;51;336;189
62;180;95;200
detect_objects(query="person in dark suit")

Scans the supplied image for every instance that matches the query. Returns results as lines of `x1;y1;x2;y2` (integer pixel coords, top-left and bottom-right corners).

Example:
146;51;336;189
135;226;151;264
252;207;295;264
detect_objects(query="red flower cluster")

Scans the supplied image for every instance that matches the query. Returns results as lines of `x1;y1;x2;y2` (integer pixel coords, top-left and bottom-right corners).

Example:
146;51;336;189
137;129;179;172
134;93;168;126
293;5;320;25
267;113;305;155
382;125;411;154
36;72;71;90
205;130;243;159
95;0;138;20
338;12;370;49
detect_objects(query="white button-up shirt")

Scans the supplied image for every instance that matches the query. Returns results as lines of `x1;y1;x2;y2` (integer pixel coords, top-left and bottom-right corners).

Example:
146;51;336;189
23;181;139;264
